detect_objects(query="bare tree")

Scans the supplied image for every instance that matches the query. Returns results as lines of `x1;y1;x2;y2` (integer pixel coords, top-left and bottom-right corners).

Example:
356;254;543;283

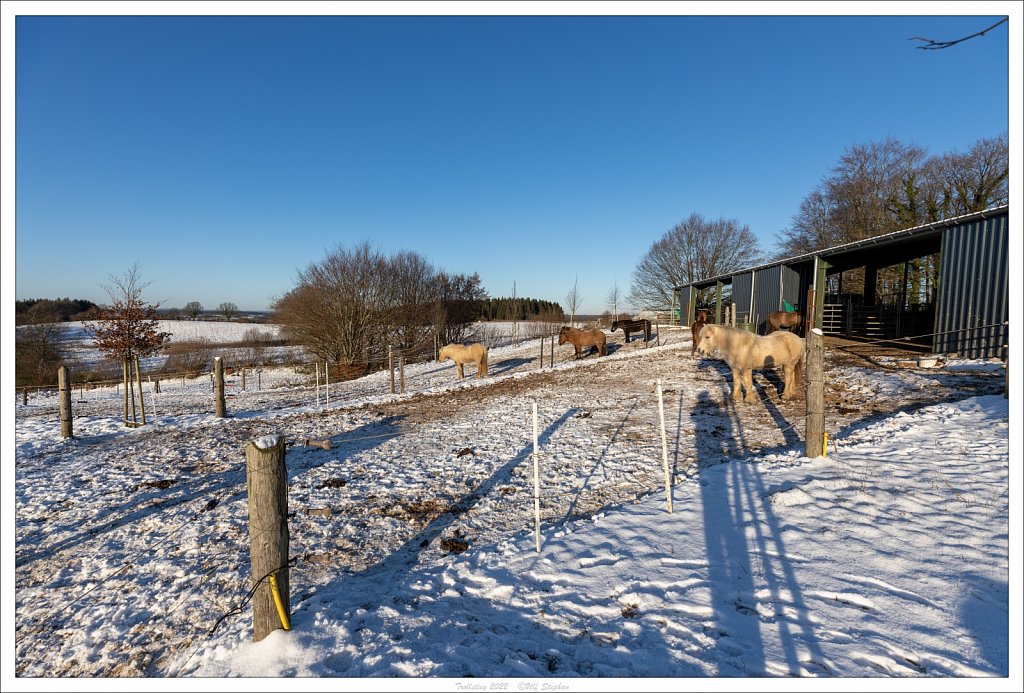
218;302;240;321
84;264;171;426
183;301;203;320
15;321;68;387
629;213;762;311
606;282;622;320
565;277;583;326
273;243;485;366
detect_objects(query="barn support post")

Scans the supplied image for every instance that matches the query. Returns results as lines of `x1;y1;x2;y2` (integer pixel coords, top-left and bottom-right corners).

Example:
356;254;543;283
805;328;825;458
245;435;291;641
214;357;226;418
714;281;724;326
58;366;73;439
687;285;697;326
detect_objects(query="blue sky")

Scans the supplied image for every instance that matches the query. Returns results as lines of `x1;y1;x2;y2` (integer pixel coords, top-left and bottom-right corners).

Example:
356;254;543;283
6;5;1019;315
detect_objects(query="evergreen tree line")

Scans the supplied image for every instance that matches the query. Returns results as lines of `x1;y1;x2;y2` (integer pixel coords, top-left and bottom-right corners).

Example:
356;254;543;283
479;297;564;321
15;298;100;325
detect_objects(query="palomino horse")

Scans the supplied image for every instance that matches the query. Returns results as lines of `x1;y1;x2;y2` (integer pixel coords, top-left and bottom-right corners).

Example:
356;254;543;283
766;310;802;335
695;324;804;403
558;326;606;359
690;310;709;355
611;319;651;343
438;343;489;379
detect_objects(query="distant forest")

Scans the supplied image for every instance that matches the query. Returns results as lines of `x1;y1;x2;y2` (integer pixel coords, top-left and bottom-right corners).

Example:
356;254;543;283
15;298;100;325
479;297;564;321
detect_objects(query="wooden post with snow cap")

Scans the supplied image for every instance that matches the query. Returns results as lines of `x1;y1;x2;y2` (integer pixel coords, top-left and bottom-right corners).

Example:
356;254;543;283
805;328;825;458
214;357;226;418
245;435;291;641
58;366;73;439
657;379;672;513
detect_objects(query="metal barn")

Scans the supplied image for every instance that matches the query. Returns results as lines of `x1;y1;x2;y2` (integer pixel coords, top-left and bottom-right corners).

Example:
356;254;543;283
673;206;1009;359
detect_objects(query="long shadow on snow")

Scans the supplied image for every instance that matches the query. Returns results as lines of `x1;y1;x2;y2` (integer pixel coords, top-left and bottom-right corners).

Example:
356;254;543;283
13;417;404;569
348;409;578;580
695;388;828;676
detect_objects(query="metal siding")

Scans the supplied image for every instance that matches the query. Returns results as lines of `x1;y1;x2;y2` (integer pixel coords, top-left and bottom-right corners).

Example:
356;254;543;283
752;266;782;333
732;272;753;321
934;213;1008;359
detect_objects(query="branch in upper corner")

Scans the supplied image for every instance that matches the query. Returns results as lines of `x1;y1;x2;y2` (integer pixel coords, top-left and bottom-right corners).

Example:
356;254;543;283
908;17;1008;50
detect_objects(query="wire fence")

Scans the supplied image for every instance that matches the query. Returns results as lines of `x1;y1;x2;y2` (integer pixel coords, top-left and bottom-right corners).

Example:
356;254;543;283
13;319;1007;676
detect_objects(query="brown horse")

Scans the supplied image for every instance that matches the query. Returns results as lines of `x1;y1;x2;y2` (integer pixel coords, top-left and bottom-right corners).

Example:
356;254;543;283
696;324;804;402
766;311;802;335
611;319;651;343
558;326;606;359
438;343;489;379
690;310;709;355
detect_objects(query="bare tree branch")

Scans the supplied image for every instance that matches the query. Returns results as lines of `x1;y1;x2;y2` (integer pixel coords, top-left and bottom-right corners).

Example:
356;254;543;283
909;17;1007;50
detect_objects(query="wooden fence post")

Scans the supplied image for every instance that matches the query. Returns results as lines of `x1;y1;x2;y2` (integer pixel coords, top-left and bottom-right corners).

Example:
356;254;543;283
245;435;290;641
539;336;545;369
805;328;825;458
388;346;395;395
399;355;405;394
241;369;246;392
135;354;146;426
22;388;28;406
214;357;226;418
58;366;73;439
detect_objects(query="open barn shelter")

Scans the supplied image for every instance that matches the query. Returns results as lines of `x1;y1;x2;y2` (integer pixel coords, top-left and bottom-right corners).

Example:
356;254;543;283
673;205;1008;359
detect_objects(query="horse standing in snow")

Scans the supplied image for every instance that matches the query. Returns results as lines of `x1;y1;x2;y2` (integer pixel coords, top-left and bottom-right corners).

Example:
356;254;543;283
695;324;804;403
438;343;489;379
558;326;607;359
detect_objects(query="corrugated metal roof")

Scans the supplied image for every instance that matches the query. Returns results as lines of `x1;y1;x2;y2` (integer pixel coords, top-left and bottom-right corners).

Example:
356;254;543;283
675;205;1009;290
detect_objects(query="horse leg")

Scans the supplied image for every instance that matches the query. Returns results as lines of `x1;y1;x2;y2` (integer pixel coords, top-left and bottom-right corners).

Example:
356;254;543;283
730;367;744;401
742;369;757;402
456;362;465;379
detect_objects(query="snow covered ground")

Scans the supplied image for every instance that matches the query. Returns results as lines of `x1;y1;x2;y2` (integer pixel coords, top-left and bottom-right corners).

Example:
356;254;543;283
6;322;1018;689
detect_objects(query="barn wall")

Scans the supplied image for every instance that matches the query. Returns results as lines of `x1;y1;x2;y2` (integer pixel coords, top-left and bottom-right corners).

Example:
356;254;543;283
933;213;1009;359
731;272;754;323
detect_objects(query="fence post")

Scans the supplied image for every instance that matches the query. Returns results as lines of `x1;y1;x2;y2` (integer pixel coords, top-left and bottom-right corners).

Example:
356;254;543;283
244;435;290;641
22;387;28;406
388;346;395;395
135;354;146;426
58;366;73;439
533;401;541;552
656;379;672;513
539;336;545;369
325;362;330;407
315;362;321;407
214;357;226;418
805;328;825;458
241;369;246;392
399;355;405;394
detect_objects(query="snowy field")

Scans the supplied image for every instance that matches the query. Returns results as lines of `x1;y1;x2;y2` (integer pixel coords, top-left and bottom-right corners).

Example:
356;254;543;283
7;321;1017;688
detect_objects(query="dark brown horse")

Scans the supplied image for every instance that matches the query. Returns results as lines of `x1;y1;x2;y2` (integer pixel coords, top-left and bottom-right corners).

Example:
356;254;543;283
766;311;802;335
691;310;709;354
611;319;651;343
558;326;606;359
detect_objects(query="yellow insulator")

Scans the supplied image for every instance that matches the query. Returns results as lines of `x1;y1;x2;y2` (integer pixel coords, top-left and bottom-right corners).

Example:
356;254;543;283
268;574;291;631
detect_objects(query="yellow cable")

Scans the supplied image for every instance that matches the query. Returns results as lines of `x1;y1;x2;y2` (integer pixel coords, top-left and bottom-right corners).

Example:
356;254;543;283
268;574;291;631
823;432;829;458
